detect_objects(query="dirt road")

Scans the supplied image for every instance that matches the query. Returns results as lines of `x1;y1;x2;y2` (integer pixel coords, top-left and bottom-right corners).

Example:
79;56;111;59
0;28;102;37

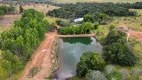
127;30;142;43
20;32;57;80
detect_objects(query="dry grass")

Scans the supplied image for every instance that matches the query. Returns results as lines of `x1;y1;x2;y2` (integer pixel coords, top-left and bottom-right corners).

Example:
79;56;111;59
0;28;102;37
0;14;21;32
109;16;142;31
22;5;59;15
53;0;142;3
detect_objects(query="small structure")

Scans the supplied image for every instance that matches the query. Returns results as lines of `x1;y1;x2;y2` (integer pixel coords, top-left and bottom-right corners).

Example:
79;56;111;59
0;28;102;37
117;26;129;31
73;18;84;23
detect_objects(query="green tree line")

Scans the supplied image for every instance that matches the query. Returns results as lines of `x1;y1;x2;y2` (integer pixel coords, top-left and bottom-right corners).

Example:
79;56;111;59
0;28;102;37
0;9;50;78
58;22;93;35
47;2;142;19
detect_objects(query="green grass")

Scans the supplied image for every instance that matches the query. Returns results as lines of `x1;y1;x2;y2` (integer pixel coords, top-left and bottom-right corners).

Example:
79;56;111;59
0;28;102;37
13;70;23;80
130;9;142;15
45;16;67;23
28;67;41;78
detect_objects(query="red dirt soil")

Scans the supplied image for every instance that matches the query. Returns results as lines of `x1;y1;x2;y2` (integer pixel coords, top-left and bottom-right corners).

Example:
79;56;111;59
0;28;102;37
20;31;57;80
127;30;142;43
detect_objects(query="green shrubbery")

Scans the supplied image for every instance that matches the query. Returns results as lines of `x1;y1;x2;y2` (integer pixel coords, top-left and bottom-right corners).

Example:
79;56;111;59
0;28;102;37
76;52;105;77
58;22;93;34
1;50;22;78
86;70;107;80
0;9;50;78
83;14;94;23
103;28;138;66
0;6;15;15
55;19;71;27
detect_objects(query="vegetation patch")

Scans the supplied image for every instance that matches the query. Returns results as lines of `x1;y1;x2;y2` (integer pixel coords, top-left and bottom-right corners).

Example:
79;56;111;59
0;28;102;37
45;38;59;80
58;22;93;34
28;67;41;78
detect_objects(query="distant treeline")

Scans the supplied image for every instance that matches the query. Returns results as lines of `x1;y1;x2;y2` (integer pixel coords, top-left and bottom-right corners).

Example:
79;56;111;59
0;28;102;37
47;2;142;19
0;6;15;16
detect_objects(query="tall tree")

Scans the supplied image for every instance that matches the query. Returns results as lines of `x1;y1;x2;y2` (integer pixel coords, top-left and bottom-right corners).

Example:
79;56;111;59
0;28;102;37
1;50;22;79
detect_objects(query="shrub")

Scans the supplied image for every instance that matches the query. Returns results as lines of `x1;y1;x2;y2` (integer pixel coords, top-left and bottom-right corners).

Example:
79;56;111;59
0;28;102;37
107;71;122;80
94;23;99;30
103;28;138;66
83;14;94;23
55;19;71;27
119;68;131;80
132;68;142;80
105;65;115;75
86;70;107;80
77;52;105;77
103;42;137;66
58;22;93;35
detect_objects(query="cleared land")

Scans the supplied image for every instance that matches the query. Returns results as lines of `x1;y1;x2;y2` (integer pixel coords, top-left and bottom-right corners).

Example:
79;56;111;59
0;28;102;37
23;4;59;15
53;0;142;3
0;14;21;32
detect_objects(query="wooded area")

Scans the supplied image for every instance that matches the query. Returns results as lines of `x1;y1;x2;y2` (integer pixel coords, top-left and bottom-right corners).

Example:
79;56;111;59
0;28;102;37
0;9;50;78
47;2;142;19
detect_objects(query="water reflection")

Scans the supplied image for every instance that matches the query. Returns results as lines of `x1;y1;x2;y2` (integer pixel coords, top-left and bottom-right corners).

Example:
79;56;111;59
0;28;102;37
54;37;102;80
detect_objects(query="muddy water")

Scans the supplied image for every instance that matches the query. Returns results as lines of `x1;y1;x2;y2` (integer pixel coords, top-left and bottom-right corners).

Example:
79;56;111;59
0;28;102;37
54;37;102;80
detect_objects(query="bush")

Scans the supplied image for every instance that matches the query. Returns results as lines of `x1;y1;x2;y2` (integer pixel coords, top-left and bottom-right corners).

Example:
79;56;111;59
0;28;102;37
107;71;122;80
76;52;105;77
132;68;142;80
103;42;137;66
55;19;71;27
0;10;4;17
86;70;107;80
94;23;99;29
103;29;127;45
105;65;115;75
119;68;131;80
58;22;93;35
83;14;94;23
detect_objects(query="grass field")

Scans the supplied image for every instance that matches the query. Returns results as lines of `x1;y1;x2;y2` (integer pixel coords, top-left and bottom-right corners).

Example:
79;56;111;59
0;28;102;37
53;0;142;3
130;9;142;15
45;16;67;23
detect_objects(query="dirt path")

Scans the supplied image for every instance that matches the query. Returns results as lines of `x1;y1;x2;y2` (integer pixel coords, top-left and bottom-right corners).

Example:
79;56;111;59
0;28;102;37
127;30;142;43
20;31;57;80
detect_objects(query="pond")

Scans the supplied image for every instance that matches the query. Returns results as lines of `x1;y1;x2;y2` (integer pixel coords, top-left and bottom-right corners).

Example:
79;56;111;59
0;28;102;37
54;37;102;80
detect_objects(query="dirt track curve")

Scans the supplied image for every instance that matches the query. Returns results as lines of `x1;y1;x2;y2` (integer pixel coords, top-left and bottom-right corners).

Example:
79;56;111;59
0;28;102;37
127;30;142;43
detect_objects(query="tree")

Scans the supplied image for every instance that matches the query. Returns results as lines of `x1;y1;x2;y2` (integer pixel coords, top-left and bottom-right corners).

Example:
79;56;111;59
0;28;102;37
0;10;4;19
103;27;138;66
76;52;105;77
94;23;99;29
83;14;94;23
0;9;50;63
103;42;137;66
98;13;108;24
58;22;93;34
19;5;24;13
1;50;22;79
103;29;127;45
